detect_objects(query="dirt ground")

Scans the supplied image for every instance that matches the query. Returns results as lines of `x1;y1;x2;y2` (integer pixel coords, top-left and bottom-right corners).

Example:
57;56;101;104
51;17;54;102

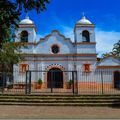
0;105;120;119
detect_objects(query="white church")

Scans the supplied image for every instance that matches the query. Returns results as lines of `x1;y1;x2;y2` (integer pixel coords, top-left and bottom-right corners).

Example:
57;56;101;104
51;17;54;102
13;15;120;92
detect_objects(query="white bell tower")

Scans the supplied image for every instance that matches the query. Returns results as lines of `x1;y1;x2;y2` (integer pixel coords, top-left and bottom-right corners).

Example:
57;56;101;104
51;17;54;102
74;15;96;55
15;14;36;43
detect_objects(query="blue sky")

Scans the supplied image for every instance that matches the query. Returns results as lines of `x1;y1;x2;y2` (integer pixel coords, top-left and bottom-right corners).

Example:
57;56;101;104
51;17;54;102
20;0;120;57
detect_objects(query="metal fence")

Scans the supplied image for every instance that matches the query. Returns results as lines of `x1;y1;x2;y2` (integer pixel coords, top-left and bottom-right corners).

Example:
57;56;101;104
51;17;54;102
77;69;120;95
25;70;77;95
0;69;120;95
0;72;14;94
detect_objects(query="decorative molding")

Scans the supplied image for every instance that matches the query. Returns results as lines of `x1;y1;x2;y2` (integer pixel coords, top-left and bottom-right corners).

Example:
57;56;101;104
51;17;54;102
22;59;96;62
76;42;96;45
97;66;120;69
21;53;97;57
74;24;95;32
19;24;37;32
45;64;65;71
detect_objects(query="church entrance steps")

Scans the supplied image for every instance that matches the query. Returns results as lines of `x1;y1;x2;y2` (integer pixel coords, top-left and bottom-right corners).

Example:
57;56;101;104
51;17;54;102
0;95;119;106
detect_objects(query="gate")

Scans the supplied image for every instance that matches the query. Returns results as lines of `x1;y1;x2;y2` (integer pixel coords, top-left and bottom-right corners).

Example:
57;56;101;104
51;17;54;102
25;70;78;95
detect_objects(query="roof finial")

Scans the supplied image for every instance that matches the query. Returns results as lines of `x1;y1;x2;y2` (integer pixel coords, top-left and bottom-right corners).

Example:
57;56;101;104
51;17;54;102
25;12;29;19
82;12;86;19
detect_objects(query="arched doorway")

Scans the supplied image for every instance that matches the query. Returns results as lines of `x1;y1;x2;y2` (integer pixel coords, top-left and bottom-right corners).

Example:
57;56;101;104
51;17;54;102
114;71;120;89
47;68;63;88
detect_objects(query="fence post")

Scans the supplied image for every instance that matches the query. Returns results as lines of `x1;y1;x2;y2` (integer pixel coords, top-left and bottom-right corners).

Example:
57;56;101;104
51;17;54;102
73;71;78;95
75;71;78;95
51;71;53;93
101;71;104;94
2;72;4;93
72;71;74;94
28;71;31;94
2;72;6;93
25;71;28;95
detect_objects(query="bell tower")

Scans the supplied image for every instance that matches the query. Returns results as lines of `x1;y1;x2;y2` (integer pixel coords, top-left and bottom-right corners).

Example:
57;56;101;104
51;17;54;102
15;14;36;43
74;15;96;55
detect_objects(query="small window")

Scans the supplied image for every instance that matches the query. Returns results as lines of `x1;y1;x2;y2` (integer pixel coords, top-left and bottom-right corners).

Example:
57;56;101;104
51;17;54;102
82;30;90;42
20;64;28;73
83;64;91;72
51;45;59;54
20;30;28;42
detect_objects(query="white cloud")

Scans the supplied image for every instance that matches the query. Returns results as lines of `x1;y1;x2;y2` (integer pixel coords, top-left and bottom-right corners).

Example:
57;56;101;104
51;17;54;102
96;29;120;56
60;25;74;41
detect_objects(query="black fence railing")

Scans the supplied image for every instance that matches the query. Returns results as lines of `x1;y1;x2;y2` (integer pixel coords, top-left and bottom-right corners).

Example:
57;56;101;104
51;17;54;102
0;69;120;95
25;70;77;95
0;72;13;93
77;69;120;95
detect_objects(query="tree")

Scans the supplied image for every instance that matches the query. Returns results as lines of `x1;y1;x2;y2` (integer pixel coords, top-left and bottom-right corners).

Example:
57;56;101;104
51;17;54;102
102;52;113;59
16;0;50;13
102;40;120;59
0;0;50;72
0;0;50;43
0;42;23;72
0;1;19;43
112;40;120;58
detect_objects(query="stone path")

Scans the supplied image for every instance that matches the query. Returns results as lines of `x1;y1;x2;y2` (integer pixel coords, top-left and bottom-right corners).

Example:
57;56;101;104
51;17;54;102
0;106;120;119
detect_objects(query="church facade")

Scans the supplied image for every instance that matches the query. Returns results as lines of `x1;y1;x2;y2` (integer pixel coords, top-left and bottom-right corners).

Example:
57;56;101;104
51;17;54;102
13;15;120;93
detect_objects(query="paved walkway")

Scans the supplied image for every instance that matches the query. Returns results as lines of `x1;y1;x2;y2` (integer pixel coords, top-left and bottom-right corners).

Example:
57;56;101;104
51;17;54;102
0;106;120;119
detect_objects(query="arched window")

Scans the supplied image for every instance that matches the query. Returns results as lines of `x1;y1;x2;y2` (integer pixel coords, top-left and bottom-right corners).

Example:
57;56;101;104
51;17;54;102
82;30;90;42
20;30;28;42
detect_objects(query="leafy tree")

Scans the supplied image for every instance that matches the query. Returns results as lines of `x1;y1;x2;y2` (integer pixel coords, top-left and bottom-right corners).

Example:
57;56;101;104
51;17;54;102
112;40;120;58
102;40;120;59
102;52;112;59
0;42;23;72
0;0;50;43
16;0;50;13
0;0;50;72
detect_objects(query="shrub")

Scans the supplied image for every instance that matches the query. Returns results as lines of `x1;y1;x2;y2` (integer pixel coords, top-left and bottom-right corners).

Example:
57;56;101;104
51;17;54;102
68;80;73;86
38;78;42;85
